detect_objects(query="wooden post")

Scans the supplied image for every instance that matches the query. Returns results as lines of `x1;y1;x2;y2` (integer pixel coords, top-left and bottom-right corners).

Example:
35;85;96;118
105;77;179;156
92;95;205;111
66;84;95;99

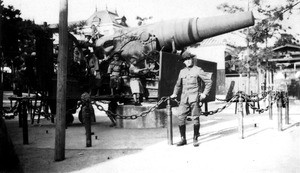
55;0;68;161
22;100;29;145
238;92;244;139
82;93;92;147
277;92;282;131
268;92;273;120
285;92;289;125
167;97;173;145
251;91;255;114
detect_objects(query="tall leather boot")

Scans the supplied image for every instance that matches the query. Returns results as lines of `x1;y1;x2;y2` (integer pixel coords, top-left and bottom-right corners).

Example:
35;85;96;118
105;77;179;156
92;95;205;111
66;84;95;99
193;124;200;147
177;125;187;146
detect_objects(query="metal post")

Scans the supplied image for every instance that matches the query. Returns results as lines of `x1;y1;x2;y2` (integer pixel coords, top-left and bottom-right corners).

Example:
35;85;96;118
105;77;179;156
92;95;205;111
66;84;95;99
204;102;208;112
238;92;244;139
167;97;173;145
82;93;92;147
17;99;22;127
277;92;282;131
22;100;29;144
268;92;273;120
284;92;289;125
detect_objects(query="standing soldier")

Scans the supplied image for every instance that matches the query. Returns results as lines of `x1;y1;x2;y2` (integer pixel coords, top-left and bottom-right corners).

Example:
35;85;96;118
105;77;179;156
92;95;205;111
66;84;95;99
107;52;126;95
171;51;212;147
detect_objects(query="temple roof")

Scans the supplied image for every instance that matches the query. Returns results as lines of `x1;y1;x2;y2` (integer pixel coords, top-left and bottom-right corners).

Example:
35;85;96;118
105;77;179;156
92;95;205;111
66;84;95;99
86;10;119;26
272;44;300;52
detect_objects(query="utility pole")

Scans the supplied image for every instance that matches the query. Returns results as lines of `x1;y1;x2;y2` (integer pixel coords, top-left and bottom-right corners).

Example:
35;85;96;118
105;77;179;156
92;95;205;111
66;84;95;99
55;0;68;161
0;0;3;112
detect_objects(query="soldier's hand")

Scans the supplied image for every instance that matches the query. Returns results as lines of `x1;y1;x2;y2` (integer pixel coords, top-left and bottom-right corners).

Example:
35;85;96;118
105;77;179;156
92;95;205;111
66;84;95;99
170;94;177;99
199;93;206;101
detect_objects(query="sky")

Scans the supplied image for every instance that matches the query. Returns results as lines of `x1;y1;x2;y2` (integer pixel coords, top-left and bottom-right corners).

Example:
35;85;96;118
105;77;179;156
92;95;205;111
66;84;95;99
3;0;230;25
3;0;300;37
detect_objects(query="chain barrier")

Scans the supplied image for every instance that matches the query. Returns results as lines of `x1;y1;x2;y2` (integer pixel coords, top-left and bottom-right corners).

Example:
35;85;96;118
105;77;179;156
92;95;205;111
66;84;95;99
91;94;239;118
216;90;270;102
237;90;270;102
243;91;284;114
92;97;168;120
201;90;286;116
200;95;239;116
67;90;287;121
24;89;283;124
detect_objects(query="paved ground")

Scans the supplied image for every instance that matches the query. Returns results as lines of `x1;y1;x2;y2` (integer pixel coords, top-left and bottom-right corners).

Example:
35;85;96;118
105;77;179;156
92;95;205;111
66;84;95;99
3;92;300;173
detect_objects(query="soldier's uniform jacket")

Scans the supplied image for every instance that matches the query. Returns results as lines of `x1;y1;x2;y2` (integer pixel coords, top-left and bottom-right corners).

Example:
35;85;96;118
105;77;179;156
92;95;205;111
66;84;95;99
173;65;212;104
88;55;100;79
108;60;124;76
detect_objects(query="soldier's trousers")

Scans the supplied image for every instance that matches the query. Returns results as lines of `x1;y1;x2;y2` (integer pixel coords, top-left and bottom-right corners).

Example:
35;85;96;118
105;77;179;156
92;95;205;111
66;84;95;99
177;102;200;126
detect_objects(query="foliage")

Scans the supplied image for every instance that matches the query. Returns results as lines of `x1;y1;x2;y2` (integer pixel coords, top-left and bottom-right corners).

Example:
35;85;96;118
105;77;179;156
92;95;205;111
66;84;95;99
217;0;300;74
274;33;299;47
136;16;152;26
68;20;86;34
216;3;244;13
0;3;46;67
1;4;22;65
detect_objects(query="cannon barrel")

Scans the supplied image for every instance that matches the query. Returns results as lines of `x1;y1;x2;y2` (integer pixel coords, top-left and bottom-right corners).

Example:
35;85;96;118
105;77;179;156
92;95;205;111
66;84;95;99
143;11;254;50
94;12;255;62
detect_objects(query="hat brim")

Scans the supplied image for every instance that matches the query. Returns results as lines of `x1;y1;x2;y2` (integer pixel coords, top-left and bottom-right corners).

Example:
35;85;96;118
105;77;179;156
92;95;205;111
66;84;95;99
179;56;194;62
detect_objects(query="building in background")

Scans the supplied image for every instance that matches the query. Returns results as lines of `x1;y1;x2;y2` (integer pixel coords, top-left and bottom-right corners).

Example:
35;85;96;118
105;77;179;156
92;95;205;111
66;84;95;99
82;9;128;36
269;44;300;99
50;9;128;46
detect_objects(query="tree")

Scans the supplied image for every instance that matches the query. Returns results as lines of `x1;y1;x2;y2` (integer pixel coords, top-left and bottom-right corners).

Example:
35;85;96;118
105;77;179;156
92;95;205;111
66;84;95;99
136;16;153;26
68;20;86;34
1;4;45;67
274;33;299;47
217;0;300;74
1;4;22;66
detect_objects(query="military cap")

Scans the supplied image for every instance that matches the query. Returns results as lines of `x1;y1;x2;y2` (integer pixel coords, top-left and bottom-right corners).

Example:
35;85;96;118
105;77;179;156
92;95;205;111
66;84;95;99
180;51;195;61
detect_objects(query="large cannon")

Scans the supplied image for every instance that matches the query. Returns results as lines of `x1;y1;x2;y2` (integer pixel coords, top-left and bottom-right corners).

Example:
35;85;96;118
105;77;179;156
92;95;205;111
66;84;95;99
36;12;255;125
94;11;255;67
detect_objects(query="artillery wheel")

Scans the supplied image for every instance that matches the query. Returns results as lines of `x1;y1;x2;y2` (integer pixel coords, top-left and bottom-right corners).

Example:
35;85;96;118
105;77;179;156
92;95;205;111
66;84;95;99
66;112;74;125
